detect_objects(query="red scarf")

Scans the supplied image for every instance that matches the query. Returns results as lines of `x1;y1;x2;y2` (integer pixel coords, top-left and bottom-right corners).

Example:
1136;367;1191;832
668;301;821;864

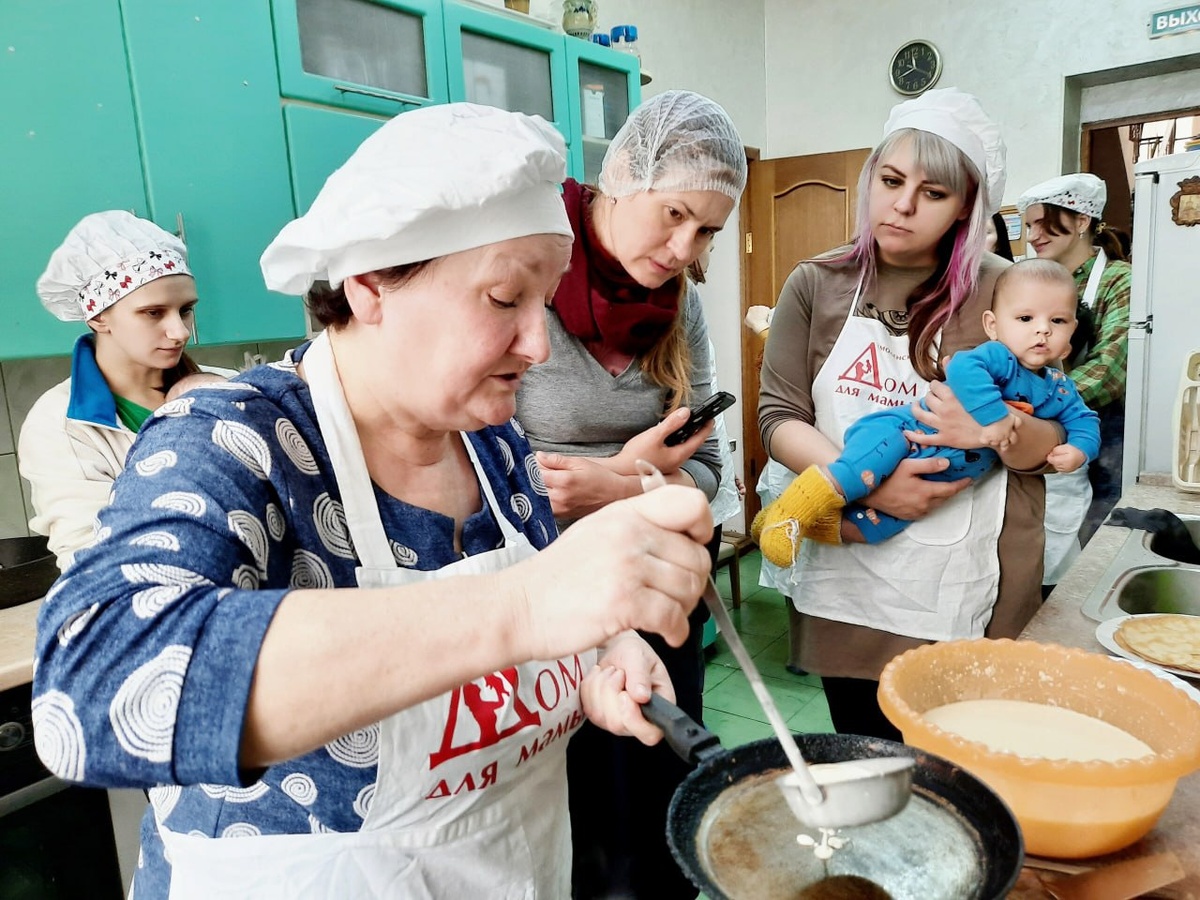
554;180;681;355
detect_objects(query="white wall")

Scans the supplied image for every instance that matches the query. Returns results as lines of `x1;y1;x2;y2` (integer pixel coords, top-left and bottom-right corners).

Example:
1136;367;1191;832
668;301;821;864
531;0;767;530
1081;68;1200;124
762;0;1200;206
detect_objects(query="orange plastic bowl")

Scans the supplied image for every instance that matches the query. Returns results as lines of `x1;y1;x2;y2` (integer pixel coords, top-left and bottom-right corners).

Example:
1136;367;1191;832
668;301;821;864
878;639;1200;858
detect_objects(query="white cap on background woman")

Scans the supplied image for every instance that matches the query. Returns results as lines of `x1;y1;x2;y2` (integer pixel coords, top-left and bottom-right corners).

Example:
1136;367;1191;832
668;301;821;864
1017;173;1107;220
37;211;190;322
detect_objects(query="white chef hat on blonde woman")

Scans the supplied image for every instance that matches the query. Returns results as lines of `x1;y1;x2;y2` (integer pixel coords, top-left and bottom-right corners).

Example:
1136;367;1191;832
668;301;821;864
599;90;747;201
883;88;1007;214
1016;173;1107;220
36;211;191;322
260;103;574;295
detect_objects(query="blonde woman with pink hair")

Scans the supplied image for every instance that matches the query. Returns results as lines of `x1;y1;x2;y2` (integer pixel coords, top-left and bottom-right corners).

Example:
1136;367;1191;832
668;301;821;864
757;89;1060;740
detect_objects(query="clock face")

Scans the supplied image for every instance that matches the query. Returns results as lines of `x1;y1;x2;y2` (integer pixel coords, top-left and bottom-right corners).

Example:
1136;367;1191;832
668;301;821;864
889;41;942;96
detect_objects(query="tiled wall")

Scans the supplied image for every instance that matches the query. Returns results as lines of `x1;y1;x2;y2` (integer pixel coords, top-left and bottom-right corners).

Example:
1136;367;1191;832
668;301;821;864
0;339;299;540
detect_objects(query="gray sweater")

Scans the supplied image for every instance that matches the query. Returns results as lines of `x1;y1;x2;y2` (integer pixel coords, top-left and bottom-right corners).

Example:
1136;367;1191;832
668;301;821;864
516;284;722;514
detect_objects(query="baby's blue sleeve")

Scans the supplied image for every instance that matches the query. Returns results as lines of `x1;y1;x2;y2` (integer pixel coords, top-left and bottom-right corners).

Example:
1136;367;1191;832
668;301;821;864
944;342;1020;426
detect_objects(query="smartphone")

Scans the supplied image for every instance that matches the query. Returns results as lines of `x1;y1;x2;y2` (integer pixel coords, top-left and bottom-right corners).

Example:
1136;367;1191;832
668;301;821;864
665;391;736;446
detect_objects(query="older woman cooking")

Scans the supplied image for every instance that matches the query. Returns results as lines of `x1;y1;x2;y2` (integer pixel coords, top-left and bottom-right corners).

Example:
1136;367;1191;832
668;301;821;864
30;103;712;899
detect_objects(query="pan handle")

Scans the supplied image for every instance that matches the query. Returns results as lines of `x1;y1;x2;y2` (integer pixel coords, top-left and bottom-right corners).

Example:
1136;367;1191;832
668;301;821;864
641;693;724;765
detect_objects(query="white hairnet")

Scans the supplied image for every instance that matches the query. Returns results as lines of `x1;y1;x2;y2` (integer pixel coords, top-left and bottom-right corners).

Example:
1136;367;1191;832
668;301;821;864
37;211;191;322
883;88;1006;214
599;90;746;201
1017;173;1106;219
261;103;573;295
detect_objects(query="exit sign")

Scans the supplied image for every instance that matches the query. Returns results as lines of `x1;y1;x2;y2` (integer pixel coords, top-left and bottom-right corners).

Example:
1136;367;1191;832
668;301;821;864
1149;4;1200;37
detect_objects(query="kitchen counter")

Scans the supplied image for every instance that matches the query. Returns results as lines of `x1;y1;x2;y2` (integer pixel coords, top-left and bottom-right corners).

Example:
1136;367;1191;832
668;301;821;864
0;597;41;692
1011;479;1200;899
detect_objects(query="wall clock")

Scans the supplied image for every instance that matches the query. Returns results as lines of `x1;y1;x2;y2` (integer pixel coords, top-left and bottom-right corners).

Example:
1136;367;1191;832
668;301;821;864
889;40;942;96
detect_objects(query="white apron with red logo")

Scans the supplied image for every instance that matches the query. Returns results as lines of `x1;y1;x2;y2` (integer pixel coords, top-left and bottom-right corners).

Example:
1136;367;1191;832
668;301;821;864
788;279;1007;642
158;331;593;898
1042;249;1108;584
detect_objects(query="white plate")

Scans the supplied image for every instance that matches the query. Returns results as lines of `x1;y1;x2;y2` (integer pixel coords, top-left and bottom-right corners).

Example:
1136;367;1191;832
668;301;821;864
1095;614;1200;686
1104;654;1200;707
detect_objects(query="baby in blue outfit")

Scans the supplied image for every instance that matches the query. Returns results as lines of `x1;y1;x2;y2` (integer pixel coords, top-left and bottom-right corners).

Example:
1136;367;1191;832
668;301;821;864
754;258;1101;565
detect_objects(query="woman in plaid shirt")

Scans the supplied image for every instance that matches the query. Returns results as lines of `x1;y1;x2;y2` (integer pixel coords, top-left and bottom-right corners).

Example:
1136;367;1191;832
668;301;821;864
1020;172;1132;584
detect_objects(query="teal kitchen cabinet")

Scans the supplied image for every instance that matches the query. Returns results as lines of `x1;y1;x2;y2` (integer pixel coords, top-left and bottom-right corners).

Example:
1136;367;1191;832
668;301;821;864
564;37;640;185
283;104;388;214
272;0;448;118
443;2;569;141
0;2;149;359
121;1;305;345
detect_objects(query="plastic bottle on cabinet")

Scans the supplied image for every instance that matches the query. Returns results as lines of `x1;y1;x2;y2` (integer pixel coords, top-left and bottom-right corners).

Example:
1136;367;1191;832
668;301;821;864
610;25;640;63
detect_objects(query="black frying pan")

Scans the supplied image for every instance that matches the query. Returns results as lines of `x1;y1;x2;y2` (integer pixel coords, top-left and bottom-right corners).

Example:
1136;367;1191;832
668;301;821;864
642;695;1023;900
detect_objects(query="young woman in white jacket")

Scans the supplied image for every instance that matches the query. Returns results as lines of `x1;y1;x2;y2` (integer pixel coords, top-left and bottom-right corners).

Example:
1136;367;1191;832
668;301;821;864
18;210;221;570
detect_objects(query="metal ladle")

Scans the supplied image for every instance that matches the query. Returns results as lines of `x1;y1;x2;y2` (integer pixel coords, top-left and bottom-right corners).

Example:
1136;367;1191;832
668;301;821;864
636;460;915;830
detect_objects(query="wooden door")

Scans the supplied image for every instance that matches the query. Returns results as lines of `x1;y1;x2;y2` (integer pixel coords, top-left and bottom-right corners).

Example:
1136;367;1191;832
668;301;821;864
740;148;871;522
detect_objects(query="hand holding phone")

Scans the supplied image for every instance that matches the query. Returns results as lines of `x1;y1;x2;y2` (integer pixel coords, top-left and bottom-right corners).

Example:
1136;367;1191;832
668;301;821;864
664;391;736;447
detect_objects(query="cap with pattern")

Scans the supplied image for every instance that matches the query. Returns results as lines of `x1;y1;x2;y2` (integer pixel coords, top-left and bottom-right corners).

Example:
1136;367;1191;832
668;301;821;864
37;211;191;322
1017;173;1107;220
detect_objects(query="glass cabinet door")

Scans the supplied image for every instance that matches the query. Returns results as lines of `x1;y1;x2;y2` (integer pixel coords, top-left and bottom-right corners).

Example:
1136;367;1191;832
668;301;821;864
272;0;448;116
443;4;568;137
564;38;640;184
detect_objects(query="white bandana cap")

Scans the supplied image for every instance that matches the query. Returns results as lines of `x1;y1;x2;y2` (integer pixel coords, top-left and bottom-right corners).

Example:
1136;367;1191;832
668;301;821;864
1016;172;1107;219
37;211;191;322
260;103;573;295
883;88;1007;214
600;90;747;201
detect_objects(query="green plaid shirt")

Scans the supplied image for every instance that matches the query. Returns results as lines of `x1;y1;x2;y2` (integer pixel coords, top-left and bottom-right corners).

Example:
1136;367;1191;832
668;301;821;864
1069;254;1131;410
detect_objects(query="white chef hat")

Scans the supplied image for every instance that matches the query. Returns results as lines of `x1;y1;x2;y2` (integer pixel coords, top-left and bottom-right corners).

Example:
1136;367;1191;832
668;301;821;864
36;211;191;322
599;90;747;201
883;88;1007;214
260;103;574;295
1016;173;1107;220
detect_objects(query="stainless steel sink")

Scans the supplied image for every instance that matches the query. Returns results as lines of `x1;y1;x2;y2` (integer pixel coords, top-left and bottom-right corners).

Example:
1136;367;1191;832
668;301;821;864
1081;514;1200;620
0;535;58;611
1109;568;1200;615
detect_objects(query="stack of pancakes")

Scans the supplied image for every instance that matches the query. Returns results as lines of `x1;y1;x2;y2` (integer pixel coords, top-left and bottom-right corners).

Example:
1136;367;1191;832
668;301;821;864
1114;615;1200;674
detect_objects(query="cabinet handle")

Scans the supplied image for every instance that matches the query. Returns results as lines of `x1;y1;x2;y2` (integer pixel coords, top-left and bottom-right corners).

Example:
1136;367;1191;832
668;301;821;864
333;84;420;106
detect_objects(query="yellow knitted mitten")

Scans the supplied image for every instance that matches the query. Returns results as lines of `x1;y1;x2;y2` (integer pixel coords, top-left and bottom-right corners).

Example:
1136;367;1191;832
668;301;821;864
805;508;844;545
754;466;846;566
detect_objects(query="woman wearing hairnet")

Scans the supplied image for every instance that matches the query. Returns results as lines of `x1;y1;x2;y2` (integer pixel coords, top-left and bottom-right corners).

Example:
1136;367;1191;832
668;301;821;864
515;90;746;900
19;211;223;571
31;103;714;899
756;89;1060;741
1019;173;1131;585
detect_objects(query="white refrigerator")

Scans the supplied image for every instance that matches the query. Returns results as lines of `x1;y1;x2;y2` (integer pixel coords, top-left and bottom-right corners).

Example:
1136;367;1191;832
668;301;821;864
1124;150;1200;489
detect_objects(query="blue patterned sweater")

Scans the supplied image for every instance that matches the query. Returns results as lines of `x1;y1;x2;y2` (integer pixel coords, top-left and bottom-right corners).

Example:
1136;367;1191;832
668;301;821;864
31;342;557;898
